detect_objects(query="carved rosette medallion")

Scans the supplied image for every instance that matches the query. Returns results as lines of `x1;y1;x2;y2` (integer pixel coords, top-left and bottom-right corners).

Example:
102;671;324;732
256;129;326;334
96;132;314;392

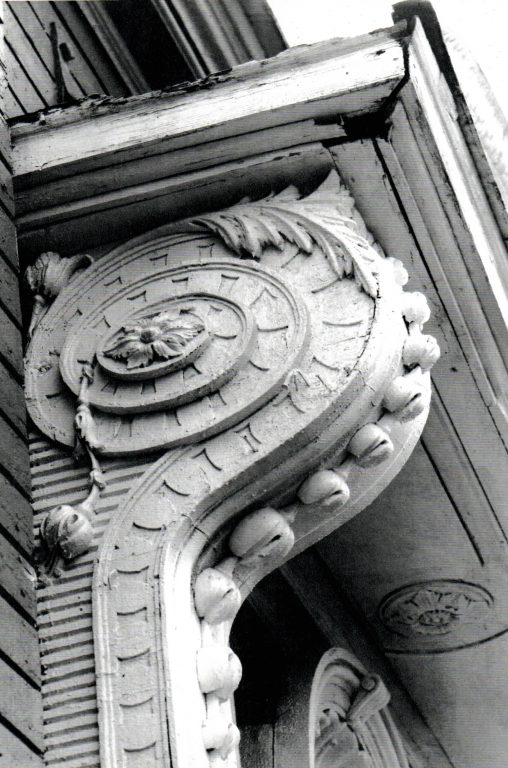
379;581;493;638
98;305;209;378
25;173;440;768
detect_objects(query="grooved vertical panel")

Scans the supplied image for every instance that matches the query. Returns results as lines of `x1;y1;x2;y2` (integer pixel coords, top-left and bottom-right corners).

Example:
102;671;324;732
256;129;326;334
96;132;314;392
31;432;154;767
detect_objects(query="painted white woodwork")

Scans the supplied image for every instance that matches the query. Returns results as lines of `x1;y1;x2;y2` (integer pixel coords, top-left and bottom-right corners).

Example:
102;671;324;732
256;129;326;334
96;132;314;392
274;647;410;768
17;17;508;768
25;171;437;766
10;25;405;183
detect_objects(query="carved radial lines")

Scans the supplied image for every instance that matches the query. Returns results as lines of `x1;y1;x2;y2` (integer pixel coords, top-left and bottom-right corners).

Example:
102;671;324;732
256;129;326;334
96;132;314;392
25;173;439;768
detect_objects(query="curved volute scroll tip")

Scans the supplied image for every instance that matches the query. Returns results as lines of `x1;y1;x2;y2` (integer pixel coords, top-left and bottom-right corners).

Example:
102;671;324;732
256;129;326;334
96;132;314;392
25;250;93;341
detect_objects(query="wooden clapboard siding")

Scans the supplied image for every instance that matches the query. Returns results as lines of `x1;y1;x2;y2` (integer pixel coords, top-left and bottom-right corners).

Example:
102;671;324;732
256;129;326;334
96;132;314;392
4;1;138;119
7;2;56;84
0;722;43;767
0;16;43;760
0;302;23;380
4;4;56;106
50;1;129;96
0;593;40;683
0;472;32;557
31;432;154;767
0;206;19;271
3;38;47;115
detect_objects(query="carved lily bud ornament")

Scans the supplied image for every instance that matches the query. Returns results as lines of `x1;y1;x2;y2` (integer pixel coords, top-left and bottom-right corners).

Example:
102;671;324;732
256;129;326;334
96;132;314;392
403;332;441;372
194;567;242;624
197;647;242;701
382;371;429;421
41;503;94;562
229;507;295;566
297;469;350;507
348;423;394;467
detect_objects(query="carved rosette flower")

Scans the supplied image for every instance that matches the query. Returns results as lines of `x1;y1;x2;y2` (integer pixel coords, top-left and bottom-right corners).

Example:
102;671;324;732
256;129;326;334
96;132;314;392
104;309;205;369
379;583;493;637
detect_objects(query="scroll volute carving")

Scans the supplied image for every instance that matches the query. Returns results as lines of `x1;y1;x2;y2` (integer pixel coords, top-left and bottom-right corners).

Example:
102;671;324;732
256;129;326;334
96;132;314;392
24;171;439;767
274;648;410;768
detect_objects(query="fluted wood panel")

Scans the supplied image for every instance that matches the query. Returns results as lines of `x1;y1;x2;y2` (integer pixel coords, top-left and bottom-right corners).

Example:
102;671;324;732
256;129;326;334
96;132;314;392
31;432;154;767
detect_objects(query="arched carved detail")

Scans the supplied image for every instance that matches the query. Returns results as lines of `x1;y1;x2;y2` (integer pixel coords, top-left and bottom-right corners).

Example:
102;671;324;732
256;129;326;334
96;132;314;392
25;172;439;766
309;648;410;768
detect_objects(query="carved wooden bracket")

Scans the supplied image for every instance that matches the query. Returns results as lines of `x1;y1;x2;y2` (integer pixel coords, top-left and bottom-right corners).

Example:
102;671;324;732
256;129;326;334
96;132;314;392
25;172;439;766
276;647;411;768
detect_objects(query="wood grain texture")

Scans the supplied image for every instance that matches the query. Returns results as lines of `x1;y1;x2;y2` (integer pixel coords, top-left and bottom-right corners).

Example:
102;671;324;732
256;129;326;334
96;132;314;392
0;206;19;271
50;1;128;96
4;3;55;110
0;304;23;377
0;240;21;321
0;657;42;750
0;45;43;762
0;722;42;767
10;24;407;182
0;471;32;556
0;532;36;619
0;411;31;491
0;593;40;684
3;39;46;116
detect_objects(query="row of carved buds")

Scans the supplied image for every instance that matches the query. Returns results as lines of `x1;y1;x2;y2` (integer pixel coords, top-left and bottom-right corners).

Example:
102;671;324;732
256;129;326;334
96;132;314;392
194;507;296;761
191;260;439;761
297;258;439;508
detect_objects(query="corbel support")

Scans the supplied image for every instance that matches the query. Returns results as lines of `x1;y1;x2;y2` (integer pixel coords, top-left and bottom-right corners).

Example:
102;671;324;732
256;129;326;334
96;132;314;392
25;171;438;766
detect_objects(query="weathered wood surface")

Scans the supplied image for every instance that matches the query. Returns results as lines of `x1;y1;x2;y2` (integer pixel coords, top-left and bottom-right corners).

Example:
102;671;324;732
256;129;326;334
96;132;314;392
0;205;19;270
0;657;43;751
0;722;43;767
10;24;407;182
0;240;22;319
15;120;343;215
0;593;40;684
0;471;32;556
4;3;55;111
0;411;31;491
0;302;23;378
0;36;43;760
17;144;335;256
0;533;37;619
4;0;133;119
0;360;27;436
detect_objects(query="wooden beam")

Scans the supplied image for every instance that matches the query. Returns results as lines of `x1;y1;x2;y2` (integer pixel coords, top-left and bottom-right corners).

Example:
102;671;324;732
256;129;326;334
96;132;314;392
10;24;407;185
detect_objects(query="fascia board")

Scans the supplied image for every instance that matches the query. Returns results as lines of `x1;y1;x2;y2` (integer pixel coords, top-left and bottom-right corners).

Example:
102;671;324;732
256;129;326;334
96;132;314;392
10;24;407;186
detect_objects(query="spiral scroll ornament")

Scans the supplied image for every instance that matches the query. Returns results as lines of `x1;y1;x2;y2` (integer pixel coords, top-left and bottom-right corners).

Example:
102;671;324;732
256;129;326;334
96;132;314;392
25;172;440;766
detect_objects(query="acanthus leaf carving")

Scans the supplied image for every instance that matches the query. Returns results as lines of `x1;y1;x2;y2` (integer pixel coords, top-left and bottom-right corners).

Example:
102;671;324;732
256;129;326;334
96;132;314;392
189;174;379;297
24;171;441;767
25;250;93;339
